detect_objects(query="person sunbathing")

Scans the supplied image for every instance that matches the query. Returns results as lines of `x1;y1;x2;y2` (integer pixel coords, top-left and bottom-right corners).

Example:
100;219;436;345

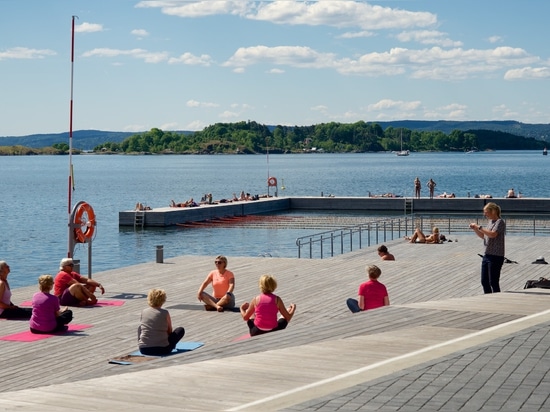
406;227;440;244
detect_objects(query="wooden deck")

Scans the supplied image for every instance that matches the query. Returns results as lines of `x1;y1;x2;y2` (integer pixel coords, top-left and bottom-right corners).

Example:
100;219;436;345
1;234;550;410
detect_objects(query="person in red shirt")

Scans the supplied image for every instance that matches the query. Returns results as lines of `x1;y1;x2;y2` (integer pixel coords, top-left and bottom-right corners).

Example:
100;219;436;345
346;265;389;313
54;258;105;306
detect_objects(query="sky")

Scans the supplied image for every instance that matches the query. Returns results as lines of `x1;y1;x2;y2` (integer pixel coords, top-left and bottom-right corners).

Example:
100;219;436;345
1;0;549;136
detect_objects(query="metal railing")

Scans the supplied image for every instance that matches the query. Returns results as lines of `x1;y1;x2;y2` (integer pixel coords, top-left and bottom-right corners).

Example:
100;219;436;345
296;214;550;259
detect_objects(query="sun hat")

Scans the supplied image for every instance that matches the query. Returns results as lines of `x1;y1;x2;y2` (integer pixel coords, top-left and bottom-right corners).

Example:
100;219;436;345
532;256;548;264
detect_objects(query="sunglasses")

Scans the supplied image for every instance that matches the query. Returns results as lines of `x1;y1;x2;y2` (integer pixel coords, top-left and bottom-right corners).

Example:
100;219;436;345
214;261;224;264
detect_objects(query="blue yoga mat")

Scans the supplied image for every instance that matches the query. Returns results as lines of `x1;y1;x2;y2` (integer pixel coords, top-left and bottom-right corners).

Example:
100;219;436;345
128;341;204;357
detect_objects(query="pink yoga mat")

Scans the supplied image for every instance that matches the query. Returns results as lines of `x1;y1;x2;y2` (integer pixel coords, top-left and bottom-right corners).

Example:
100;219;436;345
0;324;93;342
232;333;251;342
20;300;125;307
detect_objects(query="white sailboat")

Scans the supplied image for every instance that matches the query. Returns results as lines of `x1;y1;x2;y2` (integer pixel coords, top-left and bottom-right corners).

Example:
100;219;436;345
396;130;409;156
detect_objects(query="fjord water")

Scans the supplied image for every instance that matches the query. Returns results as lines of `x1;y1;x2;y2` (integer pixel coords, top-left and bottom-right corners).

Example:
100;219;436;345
1;151;548;288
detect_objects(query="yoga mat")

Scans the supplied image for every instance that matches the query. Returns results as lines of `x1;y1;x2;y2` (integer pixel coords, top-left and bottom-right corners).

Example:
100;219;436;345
233;333;251;342
167;303;240;312
20;300;125;307
129;341;204;357
0;324;93;342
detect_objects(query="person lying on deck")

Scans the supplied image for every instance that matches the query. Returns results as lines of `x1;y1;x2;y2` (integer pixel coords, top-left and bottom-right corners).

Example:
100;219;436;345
405;227;441;244
170;198;198;208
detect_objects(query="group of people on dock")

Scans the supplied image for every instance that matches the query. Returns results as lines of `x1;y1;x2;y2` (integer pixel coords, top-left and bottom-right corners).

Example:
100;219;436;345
0;254;298;354
167;191;264;209
138;255;298;354
1;203;507;353
414;178;525;199
0;257;104;334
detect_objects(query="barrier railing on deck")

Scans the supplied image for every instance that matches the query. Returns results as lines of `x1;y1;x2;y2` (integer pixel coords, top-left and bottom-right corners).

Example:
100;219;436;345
295;214;550;259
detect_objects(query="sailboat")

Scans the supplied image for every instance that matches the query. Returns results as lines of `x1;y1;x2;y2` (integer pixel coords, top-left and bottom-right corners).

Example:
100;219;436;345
543;147;547;156
396;130;409;156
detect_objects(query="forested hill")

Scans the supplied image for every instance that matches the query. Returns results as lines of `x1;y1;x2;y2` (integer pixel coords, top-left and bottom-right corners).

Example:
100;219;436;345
1;120;549;151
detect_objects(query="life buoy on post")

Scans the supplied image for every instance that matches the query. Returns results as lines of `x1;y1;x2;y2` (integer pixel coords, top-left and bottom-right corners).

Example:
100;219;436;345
73;201;96;243
267;176;277;187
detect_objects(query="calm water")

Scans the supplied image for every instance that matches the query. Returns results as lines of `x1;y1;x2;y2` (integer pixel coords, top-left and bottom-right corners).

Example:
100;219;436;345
1;151;548;288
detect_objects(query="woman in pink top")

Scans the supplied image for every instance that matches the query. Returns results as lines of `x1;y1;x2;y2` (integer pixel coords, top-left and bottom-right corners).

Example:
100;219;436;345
240;274;296;336
346;265;389;313
197;255;235;312
30;275;73;334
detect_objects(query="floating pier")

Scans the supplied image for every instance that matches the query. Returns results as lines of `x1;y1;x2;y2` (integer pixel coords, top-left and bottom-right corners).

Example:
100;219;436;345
119;197;550;227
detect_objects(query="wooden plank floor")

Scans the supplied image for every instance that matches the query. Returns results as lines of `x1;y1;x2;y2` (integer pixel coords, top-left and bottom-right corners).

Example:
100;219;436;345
1;234;550;410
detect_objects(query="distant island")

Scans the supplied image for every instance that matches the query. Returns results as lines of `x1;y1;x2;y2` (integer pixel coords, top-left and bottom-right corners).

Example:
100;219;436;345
0;120;548;155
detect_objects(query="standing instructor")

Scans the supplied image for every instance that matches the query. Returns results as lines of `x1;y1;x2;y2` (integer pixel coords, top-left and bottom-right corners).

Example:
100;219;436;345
470;202;506;293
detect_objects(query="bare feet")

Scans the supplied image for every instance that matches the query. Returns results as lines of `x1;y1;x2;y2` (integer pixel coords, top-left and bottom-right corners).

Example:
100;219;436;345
216;305;224;312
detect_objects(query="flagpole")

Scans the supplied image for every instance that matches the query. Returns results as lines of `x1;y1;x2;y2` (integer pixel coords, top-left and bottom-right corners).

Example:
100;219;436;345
68;15;77;257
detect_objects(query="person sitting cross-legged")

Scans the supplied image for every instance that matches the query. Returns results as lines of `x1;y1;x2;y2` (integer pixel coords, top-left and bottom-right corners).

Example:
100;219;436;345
30;274;73;334
54;258;105;307
138;288;185;356
240;274;296;337
346;265;390;313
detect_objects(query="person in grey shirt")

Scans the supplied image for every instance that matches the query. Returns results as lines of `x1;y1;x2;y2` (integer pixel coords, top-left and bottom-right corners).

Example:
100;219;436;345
470;202;506;293
138;288;185;356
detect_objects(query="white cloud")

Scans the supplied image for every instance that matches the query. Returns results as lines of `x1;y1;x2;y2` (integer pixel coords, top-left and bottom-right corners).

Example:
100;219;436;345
186;100;220;108
136;0;251;17
222;44;539;81
0;47;56;60
252;1;437;30
396;30;463;47
492;104;519;119
338;31;375;39
123;124;147;132
267;68;285;74
504;66;550;80
311;105;329;112
168;52;213;66
159;122;178;130
82;48;169;63
219;110;240;119
367;99;422;112
185;120;206;131
131;29;150;38
75;22;103;33
137;0;437;31
488;35;503;44
224;45;337;69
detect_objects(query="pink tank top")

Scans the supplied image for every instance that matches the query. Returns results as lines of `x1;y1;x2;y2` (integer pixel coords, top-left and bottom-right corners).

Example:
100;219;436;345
254;293;279;330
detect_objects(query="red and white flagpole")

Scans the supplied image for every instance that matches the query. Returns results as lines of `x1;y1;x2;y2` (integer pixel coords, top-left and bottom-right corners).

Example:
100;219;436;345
68;15;77;257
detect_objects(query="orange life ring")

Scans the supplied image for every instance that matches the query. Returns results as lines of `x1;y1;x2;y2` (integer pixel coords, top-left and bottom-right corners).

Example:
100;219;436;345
73;202;96;243
267;177;277;187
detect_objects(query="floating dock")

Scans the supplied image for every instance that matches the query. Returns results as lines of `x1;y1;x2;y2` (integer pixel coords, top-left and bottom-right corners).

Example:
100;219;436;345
120;197;550;227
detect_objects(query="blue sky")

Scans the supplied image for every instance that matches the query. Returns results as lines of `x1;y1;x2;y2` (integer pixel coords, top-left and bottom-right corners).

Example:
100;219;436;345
1;0;549;136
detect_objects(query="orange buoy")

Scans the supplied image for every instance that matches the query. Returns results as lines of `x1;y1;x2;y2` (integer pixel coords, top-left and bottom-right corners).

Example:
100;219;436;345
73;201;96;243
